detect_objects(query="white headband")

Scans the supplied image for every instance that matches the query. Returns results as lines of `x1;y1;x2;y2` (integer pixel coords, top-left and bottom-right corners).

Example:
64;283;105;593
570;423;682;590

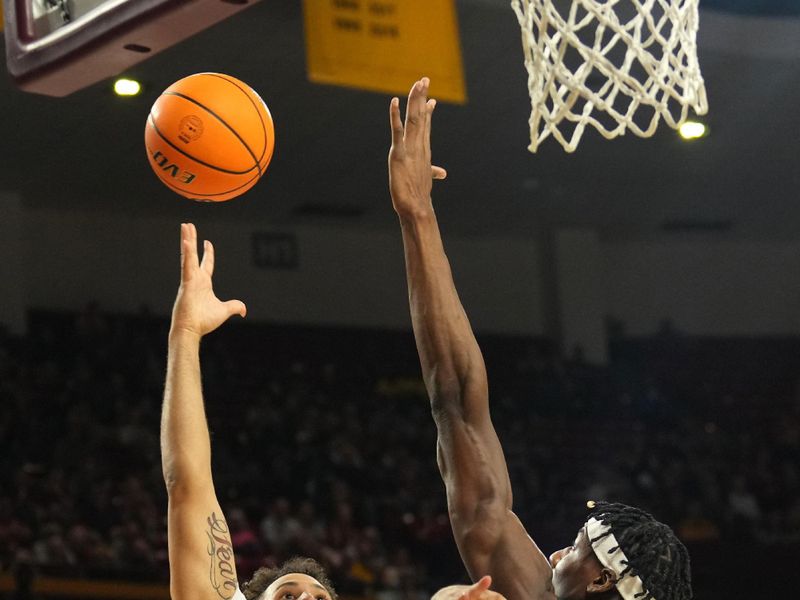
586;517;653;600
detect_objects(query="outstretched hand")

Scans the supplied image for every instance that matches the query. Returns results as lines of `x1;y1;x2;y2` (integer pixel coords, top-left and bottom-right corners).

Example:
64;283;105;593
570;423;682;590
388;77;447;218
430;576;507;600
170;223;246;340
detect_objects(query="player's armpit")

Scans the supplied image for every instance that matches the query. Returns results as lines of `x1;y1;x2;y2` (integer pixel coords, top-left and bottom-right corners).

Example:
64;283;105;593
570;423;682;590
440;441;554;599
481;512;555;600
167;492;239;600
447;491;554;600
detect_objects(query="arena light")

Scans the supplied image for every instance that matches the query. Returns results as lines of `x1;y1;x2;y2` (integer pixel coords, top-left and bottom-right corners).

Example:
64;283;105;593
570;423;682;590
678;120;707;140
114;78;141;96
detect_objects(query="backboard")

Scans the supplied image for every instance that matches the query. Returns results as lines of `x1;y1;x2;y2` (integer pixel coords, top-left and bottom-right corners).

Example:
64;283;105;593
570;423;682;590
4;0;263;97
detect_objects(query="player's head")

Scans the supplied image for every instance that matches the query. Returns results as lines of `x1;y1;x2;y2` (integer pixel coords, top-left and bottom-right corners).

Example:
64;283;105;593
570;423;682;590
242;557;337;600
549;502;692;600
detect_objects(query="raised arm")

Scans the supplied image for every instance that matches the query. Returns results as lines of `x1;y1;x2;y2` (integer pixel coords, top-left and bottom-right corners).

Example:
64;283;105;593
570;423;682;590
388;79;554;600
161;223;247;600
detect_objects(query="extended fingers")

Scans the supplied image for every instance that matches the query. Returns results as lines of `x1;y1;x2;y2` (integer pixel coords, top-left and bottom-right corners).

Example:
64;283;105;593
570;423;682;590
429;96;445;181
180;222;199;278
389;97;404;147
404;77;429;145
180;223;187;275
200;239;215;276
424;97;436;159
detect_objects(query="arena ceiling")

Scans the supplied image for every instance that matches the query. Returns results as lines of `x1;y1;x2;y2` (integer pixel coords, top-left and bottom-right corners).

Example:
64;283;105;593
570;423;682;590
1;0;799;240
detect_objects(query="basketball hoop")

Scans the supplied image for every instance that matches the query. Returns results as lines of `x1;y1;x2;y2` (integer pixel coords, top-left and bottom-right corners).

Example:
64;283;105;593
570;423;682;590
512;0;708;152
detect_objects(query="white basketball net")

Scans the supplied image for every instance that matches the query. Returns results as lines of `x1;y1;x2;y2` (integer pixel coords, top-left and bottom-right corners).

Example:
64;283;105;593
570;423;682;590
511;0;708;152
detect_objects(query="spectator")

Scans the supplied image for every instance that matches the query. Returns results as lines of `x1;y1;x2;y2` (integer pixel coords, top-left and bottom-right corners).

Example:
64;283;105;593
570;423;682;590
0;308;798;597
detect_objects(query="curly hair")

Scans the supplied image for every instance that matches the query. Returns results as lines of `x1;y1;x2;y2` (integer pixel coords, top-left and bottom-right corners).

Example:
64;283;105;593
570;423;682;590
241;557;338;600
587;502;692;600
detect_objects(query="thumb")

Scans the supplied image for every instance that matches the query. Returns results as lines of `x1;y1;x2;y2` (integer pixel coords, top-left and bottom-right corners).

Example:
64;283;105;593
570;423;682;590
224;300;247;318
432;165;447;180
462;576;492;600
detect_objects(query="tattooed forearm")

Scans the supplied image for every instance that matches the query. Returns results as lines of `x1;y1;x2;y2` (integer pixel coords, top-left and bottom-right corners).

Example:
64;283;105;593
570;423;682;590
206;512;237;600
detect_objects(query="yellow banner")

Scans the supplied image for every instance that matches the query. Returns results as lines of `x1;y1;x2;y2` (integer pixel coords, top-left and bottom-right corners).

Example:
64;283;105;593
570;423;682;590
303;0;466;103
0;573;169;599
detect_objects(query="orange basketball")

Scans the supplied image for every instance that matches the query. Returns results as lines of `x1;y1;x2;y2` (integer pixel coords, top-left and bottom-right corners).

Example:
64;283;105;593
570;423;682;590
144;72;275;202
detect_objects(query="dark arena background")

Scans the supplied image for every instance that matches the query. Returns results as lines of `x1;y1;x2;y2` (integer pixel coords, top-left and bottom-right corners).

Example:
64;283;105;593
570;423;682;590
1;1;799;600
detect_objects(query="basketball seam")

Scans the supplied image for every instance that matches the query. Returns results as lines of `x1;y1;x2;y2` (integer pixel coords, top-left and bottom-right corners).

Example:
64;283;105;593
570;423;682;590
147;115;256;176
163;89;263;177
204;73;271;166
155;160;261;198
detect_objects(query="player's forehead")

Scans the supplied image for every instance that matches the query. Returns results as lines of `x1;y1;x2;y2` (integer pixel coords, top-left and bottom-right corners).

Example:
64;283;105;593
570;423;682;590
266;573;327;598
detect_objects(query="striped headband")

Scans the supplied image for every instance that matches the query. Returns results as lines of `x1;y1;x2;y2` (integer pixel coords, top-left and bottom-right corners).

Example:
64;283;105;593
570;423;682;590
586;517;653;600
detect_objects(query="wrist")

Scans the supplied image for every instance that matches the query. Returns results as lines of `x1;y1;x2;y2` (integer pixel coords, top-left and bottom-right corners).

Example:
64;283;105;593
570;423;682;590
397;203;436;226
168;327;202;347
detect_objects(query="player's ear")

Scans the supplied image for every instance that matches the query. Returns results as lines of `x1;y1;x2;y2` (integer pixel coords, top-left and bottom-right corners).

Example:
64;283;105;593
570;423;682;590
586;568;616;595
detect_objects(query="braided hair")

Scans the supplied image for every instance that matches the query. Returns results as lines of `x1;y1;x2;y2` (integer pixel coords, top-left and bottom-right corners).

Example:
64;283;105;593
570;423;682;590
587;502;692;600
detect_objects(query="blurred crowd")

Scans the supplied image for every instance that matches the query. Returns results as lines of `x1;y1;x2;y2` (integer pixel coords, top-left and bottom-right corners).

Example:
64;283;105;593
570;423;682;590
0;307;798;598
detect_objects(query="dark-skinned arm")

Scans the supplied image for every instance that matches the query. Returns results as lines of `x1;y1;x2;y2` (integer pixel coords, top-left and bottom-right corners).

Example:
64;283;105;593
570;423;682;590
388;78;554;600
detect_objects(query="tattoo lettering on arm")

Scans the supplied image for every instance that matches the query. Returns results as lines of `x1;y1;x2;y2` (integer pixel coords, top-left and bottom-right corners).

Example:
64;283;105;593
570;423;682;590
206;512;237;600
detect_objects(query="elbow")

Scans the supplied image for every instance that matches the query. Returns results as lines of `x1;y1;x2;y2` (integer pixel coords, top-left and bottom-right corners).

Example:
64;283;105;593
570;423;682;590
430;388;462;422
162;469;180;495
428;372;465;420
162;468;186;499
162;460;211;499
161;454;182;493
426;360;485;419
162;474;211;502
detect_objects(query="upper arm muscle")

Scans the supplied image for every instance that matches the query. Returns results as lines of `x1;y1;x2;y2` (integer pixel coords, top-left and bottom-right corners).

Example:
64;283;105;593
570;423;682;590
487;512;555;600
454;508;553;600
437;388;554;600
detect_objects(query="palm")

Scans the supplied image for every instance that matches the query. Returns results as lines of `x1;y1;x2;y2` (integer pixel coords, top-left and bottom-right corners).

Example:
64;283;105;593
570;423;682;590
389;145;432;210
171;223;246;338
388;77;447;215
174;277;232;337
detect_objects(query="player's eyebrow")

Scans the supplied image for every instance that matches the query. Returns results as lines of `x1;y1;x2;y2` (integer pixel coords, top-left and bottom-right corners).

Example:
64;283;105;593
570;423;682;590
275;582;328;593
